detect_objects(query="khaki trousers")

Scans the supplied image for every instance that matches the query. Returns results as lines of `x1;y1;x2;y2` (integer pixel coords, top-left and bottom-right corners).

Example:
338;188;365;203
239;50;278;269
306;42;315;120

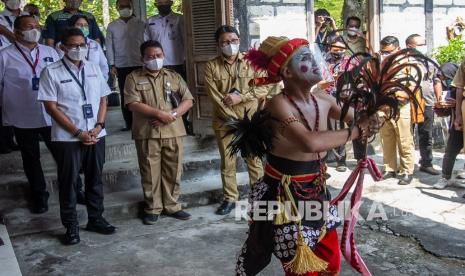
380;104;415;175
214;129;264;202
135;137;183;215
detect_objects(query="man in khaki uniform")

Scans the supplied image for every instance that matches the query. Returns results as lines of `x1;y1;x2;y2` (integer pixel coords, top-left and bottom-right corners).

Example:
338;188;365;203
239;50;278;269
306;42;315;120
451;59;465;198
125;40;194;224
205;25;269;215
378;36;415;185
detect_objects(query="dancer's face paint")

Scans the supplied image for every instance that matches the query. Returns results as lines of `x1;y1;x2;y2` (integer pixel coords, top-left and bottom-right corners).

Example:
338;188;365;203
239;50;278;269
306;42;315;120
288;46;323;85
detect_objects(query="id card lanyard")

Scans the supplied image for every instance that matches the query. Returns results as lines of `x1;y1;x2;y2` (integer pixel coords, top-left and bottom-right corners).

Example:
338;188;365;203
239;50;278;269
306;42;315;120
15;43;40;90
62;59;92;130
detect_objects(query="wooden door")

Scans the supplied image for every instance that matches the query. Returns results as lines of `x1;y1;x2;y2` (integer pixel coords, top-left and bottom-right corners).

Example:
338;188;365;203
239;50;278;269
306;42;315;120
184;0;234;136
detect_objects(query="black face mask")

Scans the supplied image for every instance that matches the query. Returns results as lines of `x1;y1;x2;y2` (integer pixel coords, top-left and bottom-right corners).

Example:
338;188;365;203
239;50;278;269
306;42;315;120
331;52;344;61
157;5;172;16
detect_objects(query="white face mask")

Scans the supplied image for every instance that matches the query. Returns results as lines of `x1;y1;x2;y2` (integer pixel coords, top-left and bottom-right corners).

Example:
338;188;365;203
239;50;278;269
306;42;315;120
347;27;359;37
144;58;164;71
22;28;41;43
67;46;88;61
118;8;132;18
416;45;428;55
221;43;239;57
6;0;21;10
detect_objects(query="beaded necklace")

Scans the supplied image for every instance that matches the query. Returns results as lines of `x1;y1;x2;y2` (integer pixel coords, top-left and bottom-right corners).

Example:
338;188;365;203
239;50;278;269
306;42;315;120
283;91;326;194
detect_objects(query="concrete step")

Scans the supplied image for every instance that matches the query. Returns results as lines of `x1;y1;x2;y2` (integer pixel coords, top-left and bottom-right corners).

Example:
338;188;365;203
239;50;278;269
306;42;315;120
2;172;251;238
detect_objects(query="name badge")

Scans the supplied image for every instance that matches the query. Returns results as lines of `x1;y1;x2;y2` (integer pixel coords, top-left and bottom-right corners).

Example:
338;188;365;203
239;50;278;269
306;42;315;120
60;79;72;84
43;57;54;62
82;104;94;119
32;77;40;91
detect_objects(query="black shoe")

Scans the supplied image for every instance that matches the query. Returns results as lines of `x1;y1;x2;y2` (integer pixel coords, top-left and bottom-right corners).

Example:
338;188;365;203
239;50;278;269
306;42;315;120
31;193;49;214
398;174;413;185
63;226;80;245
168;210;191;220
86;218;116;235
0;146;12;154
143;213;159;225
215;201;235;215
382;171;396;180
76;190;86;205
9;142;19;151
120;127;131;131
419;166;440;175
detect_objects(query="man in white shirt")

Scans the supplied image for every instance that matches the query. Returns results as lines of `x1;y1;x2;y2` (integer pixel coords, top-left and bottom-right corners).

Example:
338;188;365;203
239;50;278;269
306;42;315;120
145;0;192;134
106;0;145;131
0;0;27;153
0;15;58;213
38;28;116;245
0;0;28;48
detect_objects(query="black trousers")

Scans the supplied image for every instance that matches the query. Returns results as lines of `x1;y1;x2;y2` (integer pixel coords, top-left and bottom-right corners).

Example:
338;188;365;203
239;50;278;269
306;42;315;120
13;127;53;200
0;108;15;151
442;127;463;179
328;120;366;165
417;106;434;167
116;66;141;129
52;138;106;228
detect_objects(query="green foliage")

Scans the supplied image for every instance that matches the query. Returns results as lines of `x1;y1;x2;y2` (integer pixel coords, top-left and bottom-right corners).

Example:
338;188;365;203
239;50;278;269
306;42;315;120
0;0;182;30
433;36;465;65
315;0;344;27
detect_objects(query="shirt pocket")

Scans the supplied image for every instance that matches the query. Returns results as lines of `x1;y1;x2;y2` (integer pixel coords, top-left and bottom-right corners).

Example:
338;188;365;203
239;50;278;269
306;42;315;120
136;82;156;106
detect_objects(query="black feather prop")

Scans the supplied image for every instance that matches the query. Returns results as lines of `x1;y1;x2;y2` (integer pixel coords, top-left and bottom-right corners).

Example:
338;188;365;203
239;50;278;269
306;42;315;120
223;109;277;159
336;48;440;135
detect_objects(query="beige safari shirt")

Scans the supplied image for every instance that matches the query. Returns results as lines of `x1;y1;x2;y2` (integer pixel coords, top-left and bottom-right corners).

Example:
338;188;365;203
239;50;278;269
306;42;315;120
124;68;194;139
204;53;271;130
452;60;465;94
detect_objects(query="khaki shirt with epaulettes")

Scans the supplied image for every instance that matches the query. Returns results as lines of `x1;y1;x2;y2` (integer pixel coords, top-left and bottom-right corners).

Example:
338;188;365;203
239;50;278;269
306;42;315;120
124;68;194;139
204;53;272;130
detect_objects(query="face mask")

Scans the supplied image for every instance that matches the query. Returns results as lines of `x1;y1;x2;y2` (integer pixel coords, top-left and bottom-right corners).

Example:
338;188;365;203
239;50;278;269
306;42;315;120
144;58;164;71
118;8;132;18
67;46;87;61
330;52;344;61
157;5;172;15
221;43;239;57
65;0;81;10
347;27;359;37
289;46;322;85
80;27;89;38
22;28;41;43
445;79;452;88
416;45;427;55
6;0;21;10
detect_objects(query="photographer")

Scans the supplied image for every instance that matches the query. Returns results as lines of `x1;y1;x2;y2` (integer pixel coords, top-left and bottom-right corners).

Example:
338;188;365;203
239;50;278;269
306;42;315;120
315;9;338;53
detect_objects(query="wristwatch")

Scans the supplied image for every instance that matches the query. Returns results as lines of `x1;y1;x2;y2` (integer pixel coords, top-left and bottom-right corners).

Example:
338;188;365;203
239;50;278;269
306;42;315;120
95;122;105;129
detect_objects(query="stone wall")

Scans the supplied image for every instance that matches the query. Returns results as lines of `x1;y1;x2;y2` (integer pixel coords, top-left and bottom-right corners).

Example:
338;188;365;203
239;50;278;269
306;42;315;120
234;0;309;50
380;0;465;52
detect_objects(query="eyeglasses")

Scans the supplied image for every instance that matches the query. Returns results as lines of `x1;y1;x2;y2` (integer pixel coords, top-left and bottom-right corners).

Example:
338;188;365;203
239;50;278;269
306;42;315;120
65;43;87;50
220;39;239;47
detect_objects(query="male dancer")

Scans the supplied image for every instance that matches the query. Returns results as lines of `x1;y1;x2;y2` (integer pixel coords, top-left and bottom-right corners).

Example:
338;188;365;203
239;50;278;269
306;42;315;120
234;36;381;275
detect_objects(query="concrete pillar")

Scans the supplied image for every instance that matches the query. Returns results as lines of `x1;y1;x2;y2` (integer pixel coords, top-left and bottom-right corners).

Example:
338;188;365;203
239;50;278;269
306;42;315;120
425;0;434;54
132;0;147;21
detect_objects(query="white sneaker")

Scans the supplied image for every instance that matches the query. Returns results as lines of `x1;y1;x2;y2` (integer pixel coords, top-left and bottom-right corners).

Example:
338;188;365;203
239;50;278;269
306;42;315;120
433;178;450;189
456;171;465;179
453;179;465;188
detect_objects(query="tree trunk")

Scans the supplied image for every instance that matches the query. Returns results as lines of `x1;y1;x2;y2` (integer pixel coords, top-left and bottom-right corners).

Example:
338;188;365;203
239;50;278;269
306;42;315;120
102;0;110;28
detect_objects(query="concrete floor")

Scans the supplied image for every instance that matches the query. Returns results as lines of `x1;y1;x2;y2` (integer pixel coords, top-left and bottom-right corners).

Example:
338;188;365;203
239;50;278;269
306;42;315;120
10;204;465;276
